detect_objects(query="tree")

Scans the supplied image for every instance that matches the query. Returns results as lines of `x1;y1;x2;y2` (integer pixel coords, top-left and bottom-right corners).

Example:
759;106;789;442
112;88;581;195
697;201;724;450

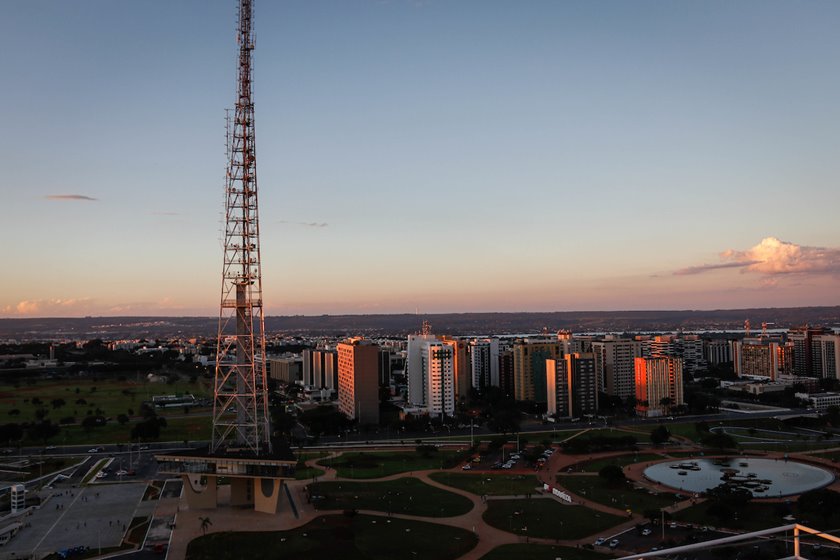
81;415;106;432
701;431;737;450
117;414;130;425
199;516;212;536
650;425;670;446
28;420;60;444
598;464;626;486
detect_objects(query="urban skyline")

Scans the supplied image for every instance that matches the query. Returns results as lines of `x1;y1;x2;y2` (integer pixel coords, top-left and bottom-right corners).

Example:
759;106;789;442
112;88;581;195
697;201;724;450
3;0;840;318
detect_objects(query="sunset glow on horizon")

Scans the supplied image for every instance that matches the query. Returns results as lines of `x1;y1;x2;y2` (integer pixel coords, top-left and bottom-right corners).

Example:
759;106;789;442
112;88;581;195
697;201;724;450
2;1;840;318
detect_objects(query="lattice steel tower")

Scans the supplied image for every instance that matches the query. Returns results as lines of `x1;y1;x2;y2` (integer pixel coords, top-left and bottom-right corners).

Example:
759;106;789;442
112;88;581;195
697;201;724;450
212;0;271;455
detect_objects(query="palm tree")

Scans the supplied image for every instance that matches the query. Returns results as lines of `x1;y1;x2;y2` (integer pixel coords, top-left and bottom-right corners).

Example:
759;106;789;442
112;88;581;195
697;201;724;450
199;516;212;537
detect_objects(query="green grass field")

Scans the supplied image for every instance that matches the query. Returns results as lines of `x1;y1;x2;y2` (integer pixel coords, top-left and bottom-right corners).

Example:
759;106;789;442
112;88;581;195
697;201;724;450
428;472;541;496
483;498;625;539
556;475;676;514
572;453;663;473
480;544;610;560
0;378;213;445
321;450;467;479
309;477;473;517
186;514;478;560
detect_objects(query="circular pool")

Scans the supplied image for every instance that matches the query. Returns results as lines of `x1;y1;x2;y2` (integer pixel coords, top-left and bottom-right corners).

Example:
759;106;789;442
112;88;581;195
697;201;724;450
643;458;834;497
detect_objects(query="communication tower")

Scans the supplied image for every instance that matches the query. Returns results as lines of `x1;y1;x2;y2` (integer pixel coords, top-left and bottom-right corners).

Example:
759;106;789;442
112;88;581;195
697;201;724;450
212;0;271;456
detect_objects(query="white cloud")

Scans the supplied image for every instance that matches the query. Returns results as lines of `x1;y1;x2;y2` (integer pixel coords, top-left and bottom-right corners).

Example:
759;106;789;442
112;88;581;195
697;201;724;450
675;237;840;277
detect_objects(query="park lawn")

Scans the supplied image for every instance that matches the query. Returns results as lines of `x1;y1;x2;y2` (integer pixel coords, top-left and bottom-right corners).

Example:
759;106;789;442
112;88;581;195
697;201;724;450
48;414;211;446
323;450;467;479
557;476;676;514
483;498;625;539
186;514;477;560
295;466;326;480
671;501;790;532
310;478;473;517
574;453;663;473
0;378;211;424
480;544;610;560
428;472;540;496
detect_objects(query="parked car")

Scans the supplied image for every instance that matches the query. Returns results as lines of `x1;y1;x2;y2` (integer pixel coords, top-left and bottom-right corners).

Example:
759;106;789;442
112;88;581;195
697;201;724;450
594;537;607;546
461;464;472;470
609;539;620;549
642;528;652;536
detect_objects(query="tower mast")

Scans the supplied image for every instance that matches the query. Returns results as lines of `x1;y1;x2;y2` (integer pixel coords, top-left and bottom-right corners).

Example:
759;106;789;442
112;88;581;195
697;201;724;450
212;0;270;455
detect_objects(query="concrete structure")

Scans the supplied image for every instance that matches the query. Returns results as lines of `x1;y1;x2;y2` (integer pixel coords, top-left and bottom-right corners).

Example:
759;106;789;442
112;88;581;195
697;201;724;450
591;337;639;399
268;356;302;384
796;391;840;411
512;338;561;402
157;450;295;514
337;337;380;425
546;352;598;418
732;337;785;380
302;348;338;391
634;356;684;417
10;484;24;514
704;339;732;364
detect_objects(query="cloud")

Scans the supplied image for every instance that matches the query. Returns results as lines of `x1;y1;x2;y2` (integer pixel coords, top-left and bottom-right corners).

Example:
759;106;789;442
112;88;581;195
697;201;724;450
44;194;97;201
3;298;94;316
675;237;840;277
278;220;328;228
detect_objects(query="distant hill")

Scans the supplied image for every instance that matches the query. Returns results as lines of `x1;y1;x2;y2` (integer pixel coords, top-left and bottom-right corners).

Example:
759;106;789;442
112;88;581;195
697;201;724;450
1;306;839;340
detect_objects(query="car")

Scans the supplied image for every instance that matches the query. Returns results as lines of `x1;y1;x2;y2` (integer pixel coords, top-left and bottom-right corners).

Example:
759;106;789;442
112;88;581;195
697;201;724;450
642;528;653;536
594;537;607;546
461;464;472;470
88;447;103;453
669;521;678;529
45;445;57;450
609;539;620;549
116;469;128;476
95;471;107;479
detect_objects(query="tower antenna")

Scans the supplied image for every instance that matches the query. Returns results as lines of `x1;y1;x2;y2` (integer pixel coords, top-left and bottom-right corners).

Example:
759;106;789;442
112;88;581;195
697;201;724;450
212;0;271;455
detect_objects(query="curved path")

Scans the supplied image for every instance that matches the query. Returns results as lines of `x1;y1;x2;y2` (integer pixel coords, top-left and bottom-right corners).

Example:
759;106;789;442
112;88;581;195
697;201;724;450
168;440;840;560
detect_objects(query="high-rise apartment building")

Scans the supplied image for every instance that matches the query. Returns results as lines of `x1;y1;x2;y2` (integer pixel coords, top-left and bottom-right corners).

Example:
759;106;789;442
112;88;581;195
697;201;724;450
421;342;455;417
704;339;732;365
732;338;783;379
789;327;833;377
591;337;639;399
811;333;840;380
406;333;438;406
469;338;500;394
441;336;470;403
634;356;684;418
337;338;380;425
546;353;598;418
512;338;562;402
498;349;515;399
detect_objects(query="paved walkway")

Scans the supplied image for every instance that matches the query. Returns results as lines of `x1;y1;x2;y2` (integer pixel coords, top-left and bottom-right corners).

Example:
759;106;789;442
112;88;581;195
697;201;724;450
164;442;840;560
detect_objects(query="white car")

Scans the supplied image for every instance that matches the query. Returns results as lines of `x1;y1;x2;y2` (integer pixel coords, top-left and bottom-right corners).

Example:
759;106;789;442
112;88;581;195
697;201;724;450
95;471;107;479
88;447;102;453
609;539;620;549
461;464;472;471
594;537;607;546
116;469;128;476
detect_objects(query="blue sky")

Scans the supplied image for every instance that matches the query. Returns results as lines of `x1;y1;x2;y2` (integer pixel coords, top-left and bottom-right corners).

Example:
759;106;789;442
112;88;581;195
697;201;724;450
2;0;840;317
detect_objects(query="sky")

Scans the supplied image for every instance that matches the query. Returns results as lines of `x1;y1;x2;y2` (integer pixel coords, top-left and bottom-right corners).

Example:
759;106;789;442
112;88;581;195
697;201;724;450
2;0;840;317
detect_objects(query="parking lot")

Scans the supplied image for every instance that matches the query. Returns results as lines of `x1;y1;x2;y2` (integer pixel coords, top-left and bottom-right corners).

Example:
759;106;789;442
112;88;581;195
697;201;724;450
460;446;554;472
2;481;149;558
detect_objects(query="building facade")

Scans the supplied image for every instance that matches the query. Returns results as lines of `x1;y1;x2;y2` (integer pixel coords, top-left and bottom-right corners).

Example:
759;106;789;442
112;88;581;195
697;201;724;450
634;356;684;418
337;338;380;425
